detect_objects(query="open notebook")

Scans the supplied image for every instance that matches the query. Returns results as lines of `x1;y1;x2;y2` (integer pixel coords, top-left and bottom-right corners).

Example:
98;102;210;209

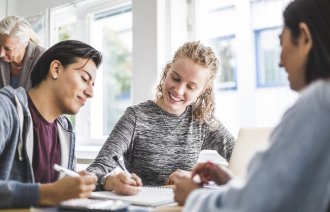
90;186;175;207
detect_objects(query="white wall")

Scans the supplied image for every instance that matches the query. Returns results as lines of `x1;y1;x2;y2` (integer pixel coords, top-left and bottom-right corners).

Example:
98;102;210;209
0;0;6;19
15;0;70;18
132;0;160;103
1;0;16;19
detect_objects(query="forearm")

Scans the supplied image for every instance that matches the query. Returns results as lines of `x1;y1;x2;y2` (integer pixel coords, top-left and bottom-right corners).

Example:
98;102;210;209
203;122;235;162
184;188;225;212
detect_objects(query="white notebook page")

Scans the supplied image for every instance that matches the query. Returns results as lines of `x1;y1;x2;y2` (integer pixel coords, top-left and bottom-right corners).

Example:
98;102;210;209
90;186;174;207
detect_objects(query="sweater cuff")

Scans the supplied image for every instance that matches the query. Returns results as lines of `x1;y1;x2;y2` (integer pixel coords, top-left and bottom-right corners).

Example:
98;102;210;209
14;182;39;207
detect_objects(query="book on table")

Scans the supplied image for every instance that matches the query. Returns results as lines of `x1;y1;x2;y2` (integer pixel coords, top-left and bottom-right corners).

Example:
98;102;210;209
90;186;175;207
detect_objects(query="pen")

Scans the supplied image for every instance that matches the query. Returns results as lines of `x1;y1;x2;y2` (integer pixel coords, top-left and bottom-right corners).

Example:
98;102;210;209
112;155;131;176
54;164;80;177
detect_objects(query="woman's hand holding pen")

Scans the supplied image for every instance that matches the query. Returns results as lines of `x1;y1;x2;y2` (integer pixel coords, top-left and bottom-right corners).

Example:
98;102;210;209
103;172;142;195
106;155;142;195
39;170;97;206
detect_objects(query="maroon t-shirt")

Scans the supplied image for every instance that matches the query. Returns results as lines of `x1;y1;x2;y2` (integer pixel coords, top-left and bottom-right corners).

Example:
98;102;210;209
27;94;61;183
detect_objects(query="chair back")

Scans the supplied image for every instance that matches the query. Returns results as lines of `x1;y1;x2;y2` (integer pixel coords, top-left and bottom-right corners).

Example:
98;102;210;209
228;127;273;176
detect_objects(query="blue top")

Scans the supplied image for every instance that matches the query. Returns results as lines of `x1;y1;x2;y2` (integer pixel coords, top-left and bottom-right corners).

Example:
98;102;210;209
184;79;330;212
0;86;75;209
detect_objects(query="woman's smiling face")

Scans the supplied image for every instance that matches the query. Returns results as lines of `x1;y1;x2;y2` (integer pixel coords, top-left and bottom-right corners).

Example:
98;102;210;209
160;57;210;115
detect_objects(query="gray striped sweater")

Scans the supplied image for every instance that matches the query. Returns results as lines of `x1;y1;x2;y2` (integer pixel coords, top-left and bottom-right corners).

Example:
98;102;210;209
87;100;234;186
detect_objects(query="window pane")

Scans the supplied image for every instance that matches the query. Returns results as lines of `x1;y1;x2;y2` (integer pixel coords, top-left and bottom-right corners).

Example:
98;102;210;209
26;13;47;46
210;36;237;90
256;27;287;87
91;6;132;138
199;0;237;90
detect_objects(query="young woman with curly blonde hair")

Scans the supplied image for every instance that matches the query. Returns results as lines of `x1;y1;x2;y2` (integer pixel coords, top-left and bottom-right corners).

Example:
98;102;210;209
87;41;234;195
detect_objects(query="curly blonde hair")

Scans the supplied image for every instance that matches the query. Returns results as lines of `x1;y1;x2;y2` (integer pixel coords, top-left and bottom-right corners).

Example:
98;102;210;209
155;41;219;127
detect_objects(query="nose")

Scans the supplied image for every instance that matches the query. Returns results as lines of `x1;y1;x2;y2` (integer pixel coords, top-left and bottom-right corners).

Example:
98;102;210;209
85;83;94;98
278;61;284;68
174;83;186;96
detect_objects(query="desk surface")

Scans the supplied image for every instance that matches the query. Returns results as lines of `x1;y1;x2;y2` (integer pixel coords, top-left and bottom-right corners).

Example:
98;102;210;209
0;205;182;212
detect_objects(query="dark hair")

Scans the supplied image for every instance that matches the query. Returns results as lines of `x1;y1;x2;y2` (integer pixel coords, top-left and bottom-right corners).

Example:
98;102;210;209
31;40;102;87
283;0;330;85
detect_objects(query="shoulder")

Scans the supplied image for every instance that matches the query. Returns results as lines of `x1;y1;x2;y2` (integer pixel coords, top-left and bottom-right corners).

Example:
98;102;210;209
130;100;159;115
0;86;28;108
278;80;330;131
303;79;330;96
297;80;330;111
26;41;46;58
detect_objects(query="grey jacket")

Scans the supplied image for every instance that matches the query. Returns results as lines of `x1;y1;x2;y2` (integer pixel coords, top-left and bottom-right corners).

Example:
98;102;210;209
184;80;330;212
0;41;45;90
0;86;76;208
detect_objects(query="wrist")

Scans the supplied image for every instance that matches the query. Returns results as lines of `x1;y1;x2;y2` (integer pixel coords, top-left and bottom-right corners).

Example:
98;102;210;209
101;173;115;191
39;183;59;206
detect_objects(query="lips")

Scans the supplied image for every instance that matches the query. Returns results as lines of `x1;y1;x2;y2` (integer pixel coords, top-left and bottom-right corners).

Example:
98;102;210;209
78;96;86;106
168;92;183;102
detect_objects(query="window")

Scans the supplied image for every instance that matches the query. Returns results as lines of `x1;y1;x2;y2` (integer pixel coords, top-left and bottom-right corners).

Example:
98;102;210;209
50;0;132;144
26;12;48;46
193;0;237;90
90;5;132;139
210;35;237;90
255;27;288;87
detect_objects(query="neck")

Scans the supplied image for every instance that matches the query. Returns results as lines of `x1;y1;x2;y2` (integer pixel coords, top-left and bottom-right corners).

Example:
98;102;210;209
28;86;60;123
154;98;185;116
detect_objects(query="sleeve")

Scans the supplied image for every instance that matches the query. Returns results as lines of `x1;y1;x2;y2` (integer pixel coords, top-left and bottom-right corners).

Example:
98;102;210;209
202;120;235;161
0;182;39;208
184;187;227;212
0;92;39;208
0;95;10;154
184;81;330;212
86;107;136;184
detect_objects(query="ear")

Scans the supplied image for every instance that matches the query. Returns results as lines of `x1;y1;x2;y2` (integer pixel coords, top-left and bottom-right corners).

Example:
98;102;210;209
49;60;62;79
298;22;313;55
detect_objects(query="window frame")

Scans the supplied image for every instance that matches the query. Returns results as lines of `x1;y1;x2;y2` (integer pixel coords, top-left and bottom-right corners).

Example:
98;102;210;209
255;26;288;88
210;34;237;91
49;0;132;146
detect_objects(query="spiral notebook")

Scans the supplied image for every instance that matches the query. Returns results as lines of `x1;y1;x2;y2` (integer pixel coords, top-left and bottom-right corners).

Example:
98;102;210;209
90;186;174;207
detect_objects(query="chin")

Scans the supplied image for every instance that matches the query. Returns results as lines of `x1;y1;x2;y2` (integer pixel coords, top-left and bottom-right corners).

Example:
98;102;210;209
66;107;80;115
